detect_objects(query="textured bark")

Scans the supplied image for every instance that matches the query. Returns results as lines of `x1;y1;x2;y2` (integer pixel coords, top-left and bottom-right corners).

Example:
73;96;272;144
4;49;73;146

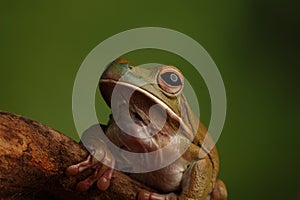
0;111;153;200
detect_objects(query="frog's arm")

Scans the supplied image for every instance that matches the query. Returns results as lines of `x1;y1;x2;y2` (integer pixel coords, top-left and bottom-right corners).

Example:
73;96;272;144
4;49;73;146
66;124;115;191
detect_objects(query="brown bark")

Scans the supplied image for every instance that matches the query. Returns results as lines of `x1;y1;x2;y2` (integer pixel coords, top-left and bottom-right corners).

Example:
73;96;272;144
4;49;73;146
0;111;153;200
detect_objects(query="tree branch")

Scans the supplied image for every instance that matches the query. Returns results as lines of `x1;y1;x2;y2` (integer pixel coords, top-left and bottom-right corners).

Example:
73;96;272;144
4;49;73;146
0;111;153;200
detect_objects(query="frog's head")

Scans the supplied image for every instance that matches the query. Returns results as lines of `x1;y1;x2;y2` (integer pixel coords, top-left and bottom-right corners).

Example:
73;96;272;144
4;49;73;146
99;58;200;152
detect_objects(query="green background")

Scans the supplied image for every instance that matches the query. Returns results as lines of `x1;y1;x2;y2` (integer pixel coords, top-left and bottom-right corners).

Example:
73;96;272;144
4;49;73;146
0;1;299;199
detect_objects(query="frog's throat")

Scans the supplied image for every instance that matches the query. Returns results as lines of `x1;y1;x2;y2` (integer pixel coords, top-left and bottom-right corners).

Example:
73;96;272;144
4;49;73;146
100;79;209;154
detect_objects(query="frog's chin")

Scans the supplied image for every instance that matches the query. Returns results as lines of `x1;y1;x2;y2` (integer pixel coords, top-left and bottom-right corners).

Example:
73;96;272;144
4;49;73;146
111;97;163;152
102;84;174;152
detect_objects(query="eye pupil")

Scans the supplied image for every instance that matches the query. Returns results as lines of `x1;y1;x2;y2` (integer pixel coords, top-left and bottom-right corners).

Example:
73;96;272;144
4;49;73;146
161;72;181;86
170;73;178;82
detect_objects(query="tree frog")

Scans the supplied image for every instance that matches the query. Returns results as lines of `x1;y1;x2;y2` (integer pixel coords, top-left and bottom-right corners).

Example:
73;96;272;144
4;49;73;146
66;59;227;200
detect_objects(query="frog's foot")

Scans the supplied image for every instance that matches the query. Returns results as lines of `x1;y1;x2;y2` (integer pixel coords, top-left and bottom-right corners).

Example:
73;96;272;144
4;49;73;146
75;163;113;191
66;150;115;192
138;190;177;200
209;179;228;200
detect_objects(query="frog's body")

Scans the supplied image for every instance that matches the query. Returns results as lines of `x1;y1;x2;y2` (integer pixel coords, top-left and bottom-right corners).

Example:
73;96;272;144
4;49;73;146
66;59;227;200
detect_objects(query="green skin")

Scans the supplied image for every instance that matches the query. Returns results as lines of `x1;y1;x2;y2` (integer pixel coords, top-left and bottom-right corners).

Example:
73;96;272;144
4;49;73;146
66;59;227;200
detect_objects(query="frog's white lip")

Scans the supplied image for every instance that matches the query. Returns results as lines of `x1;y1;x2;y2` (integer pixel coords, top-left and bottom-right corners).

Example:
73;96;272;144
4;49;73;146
100;79;195;141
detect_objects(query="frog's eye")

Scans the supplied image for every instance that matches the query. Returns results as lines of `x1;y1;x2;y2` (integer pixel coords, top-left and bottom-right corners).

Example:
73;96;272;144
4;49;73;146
158;67;184;95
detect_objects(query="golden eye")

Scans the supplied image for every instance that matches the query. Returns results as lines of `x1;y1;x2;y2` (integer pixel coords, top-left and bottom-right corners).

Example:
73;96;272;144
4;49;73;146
157;67;184;95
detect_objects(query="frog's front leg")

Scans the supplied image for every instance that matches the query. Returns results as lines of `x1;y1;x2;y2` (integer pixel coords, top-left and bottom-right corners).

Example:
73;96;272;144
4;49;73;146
66;124;115;192
66;147;114;192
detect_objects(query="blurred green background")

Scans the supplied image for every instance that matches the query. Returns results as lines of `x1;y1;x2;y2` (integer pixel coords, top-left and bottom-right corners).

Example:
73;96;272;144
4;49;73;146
0;1;299;199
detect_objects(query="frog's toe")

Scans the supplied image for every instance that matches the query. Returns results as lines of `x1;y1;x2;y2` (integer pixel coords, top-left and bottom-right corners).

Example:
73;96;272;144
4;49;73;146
96;167;114;190
138;189;177;200
65;164;79;176
66;155;95;176
76;163;114;192
76;179;92;192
